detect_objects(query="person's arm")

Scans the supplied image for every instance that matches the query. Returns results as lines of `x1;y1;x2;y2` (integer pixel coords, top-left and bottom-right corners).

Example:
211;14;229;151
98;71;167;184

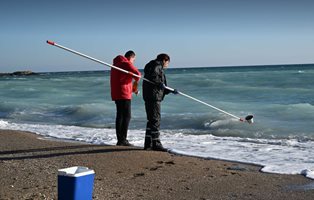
149;66;163;85
163;74;178;95
132;80;139;95
123;62;141;82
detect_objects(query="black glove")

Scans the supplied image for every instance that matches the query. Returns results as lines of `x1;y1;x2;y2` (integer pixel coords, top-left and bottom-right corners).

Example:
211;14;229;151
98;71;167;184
159;83;166;89
172;89;178;94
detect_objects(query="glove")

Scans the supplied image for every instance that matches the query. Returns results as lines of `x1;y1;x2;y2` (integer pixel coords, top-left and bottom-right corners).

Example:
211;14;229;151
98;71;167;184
159;83;166;89
172;89;178;94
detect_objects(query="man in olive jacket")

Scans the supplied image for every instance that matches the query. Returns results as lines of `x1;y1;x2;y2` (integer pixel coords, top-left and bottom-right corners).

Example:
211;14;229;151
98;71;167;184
142;53;177;151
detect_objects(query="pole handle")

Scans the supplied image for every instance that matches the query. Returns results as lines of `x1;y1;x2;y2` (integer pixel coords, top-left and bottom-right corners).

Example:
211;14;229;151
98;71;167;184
47;40;55;45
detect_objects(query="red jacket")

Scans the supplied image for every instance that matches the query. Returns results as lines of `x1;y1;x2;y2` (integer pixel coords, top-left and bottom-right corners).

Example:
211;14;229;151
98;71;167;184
110;55;141;100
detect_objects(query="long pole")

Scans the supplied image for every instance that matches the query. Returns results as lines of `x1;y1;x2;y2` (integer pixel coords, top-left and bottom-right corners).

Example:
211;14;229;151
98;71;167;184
46;40;253;123
46;40;155;84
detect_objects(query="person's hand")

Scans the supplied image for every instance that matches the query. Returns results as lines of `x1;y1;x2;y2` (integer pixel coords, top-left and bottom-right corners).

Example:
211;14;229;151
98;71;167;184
132;81;139;95
172;89;179;94
159;83;166;90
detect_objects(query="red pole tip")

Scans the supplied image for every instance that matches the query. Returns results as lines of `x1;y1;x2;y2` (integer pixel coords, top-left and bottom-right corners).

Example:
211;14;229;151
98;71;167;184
46;40;55;45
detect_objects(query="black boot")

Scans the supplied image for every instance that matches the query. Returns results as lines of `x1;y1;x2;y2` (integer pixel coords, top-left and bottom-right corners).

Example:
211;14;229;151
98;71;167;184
152;139;167;152
144;136;152;150
117;140;133;146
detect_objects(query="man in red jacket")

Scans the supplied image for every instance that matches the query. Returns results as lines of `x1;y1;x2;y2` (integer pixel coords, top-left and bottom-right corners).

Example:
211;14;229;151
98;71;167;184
110;50;141;146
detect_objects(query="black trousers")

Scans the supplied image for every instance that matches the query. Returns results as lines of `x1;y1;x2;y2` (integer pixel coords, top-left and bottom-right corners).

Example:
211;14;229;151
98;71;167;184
145;101;161;140
115;100;131;143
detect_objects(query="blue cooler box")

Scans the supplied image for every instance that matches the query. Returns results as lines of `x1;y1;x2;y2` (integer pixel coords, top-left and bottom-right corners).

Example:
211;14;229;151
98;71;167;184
58;166;95;200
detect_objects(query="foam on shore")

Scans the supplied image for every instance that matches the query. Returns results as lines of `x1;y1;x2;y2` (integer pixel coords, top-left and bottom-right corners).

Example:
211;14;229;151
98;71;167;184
1;119;314;179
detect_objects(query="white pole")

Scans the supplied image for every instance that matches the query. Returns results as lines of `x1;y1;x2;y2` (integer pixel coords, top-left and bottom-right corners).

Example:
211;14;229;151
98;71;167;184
46;40;247;121
176;92;241;120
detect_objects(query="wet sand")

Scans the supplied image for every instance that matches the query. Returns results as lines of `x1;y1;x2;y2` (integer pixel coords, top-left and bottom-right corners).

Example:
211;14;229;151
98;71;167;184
0;129;314;200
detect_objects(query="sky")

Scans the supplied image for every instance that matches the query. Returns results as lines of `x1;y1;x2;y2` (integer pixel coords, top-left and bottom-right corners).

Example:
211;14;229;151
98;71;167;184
0;0;314;72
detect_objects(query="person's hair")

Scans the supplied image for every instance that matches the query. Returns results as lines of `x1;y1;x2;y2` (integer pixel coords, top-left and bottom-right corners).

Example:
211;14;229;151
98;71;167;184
156;53;170;62
124;50;135;58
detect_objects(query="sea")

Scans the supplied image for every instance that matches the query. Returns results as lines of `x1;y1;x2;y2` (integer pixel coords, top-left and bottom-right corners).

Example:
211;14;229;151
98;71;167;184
1;64;314;179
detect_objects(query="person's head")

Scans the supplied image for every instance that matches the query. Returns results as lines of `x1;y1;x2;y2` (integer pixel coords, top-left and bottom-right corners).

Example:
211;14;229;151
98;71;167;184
125;50;136;64
156;53;170;68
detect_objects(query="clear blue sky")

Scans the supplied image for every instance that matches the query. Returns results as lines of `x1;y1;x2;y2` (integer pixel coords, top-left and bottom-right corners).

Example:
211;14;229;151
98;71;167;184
1;0;314;72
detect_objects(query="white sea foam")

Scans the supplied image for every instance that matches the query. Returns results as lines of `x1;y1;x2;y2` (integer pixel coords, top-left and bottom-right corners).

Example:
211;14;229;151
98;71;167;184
1;119;314;179
205;118;238;127
0;120;9;127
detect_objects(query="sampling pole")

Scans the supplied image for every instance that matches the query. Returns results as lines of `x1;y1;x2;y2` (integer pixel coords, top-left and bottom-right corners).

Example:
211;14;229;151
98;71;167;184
46;40;253;123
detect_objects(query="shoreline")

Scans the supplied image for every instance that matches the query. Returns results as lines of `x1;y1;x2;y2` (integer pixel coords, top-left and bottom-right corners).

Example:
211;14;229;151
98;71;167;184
1;129;314;199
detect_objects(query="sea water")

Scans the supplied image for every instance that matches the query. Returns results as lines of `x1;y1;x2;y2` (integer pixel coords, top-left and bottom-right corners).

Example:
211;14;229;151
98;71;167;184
1;64;314;178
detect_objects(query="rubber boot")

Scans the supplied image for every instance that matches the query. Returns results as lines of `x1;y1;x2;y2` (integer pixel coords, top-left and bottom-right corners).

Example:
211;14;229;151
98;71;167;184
117;140;133;146
116;134;123;146
144;136;152;150
152;139;167;152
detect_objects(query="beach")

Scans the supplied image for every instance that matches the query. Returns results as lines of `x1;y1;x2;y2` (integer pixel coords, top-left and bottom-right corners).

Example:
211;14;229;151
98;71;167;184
0;129;314;200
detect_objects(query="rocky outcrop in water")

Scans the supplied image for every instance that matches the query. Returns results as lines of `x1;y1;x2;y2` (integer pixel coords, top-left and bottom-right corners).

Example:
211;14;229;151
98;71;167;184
0;71;38;76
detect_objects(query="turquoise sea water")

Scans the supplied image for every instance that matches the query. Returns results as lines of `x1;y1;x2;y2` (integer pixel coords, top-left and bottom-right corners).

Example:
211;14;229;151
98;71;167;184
1;64;314;178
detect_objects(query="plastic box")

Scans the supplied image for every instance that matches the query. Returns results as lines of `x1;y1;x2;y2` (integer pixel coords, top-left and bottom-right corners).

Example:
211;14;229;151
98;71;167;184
58;166;95;200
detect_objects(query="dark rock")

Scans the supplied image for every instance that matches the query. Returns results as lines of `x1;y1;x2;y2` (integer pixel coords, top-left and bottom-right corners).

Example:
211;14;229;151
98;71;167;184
12;71;38;76
0;71;38;77
133;172;145;177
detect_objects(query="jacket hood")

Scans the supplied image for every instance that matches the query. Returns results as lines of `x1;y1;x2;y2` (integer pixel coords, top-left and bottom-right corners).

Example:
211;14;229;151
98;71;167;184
113;55;129;66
